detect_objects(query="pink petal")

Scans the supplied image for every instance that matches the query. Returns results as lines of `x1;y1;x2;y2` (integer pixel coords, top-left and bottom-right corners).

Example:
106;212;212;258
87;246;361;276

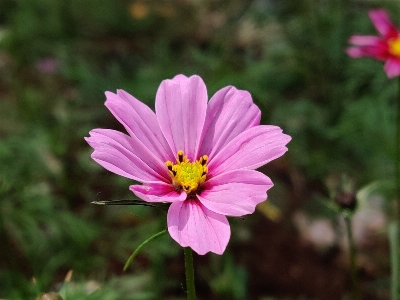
197;86;261;159
130;182;187;203
105;90;174;163
155;75;208;161
348;35;381;46
346;46;382;59
198;170;273;217
208;125;291;175
369;9;399;38
347;45;389;60
167;199;230;255
346;35;389;60
346;47;366;58
384;58;400;78
85;129;169;183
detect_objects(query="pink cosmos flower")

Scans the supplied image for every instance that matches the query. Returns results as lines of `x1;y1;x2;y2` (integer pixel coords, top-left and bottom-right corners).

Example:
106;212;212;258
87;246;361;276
347;9;400;78
86;74;291;255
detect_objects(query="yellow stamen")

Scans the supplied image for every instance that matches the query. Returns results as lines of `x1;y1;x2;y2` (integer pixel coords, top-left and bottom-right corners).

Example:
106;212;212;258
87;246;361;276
388;37;400;57
166;151;209;194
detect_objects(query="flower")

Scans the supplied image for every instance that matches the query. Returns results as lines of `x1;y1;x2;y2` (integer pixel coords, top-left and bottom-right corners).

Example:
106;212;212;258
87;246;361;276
347;9;400;78
35;57;60;74
86;75;291;255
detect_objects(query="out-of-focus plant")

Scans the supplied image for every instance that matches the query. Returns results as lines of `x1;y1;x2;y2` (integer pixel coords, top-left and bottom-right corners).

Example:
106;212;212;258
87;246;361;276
0;132;98;297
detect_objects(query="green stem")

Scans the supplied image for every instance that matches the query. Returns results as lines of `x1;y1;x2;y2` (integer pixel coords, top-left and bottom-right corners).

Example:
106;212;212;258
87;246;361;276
123;229;167;271
397;77;400;221
345;214;360;300
184;247;196;300
390;222;399;300
394;77;400;300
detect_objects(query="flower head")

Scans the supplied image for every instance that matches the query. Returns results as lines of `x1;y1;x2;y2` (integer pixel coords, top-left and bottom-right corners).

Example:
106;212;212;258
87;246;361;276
36;57;60;74
347;9;400;78
86;74;291;255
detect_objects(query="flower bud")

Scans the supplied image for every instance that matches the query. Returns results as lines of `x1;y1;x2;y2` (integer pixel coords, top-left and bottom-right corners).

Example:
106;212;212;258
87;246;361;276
335;190;357;212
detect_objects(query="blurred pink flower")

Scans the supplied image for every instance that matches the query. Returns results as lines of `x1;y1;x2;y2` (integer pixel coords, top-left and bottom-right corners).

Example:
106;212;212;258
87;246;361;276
86;74;291;255
347;9;400;78
35;57;60;74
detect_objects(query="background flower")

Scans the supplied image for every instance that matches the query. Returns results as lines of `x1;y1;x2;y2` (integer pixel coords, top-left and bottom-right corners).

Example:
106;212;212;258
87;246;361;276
347;9;400;78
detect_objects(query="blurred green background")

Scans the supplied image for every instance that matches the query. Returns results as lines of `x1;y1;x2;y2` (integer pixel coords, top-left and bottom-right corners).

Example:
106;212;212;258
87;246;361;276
0;0;398;299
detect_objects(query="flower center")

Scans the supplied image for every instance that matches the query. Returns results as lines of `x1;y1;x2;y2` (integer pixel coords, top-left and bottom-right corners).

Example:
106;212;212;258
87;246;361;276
388;37;400;57
166;150;208;194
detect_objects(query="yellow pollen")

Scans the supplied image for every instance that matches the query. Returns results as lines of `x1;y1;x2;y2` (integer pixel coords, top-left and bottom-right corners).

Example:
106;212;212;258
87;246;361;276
166;150;208;194
388;37;400;57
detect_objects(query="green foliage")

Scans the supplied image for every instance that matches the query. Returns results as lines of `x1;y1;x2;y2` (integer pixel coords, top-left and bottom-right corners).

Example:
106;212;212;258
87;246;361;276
59;274;156;300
